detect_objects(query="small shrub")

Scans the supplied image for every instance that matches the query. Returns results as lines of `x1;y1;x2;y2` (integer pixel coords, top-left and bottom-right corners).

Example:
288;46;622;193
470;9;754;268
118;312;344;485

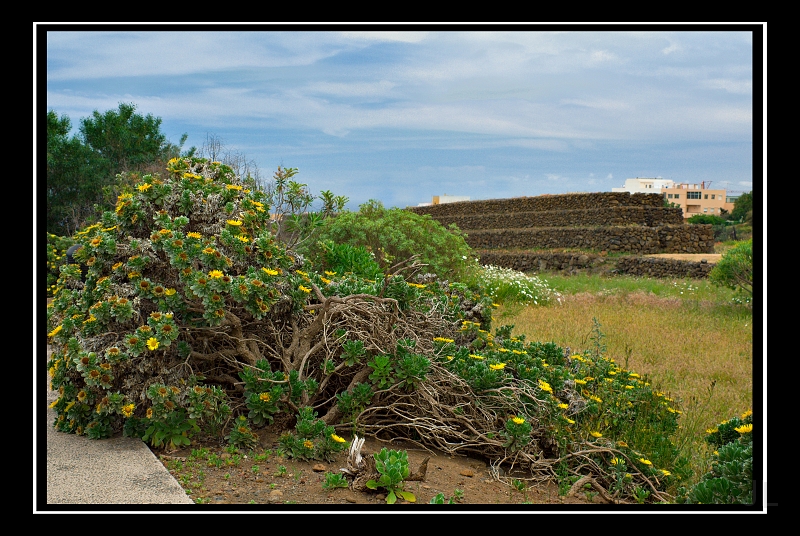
366;448;417;504
709;239;752;301
322;472;349;490
675;410;753;505
303;199;477;282
467;265;563;307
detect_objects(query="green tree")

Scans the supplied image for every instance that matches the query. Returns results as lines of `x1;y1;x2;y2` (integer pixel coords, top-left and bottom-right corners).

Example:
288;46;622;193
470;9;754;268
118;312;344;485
729;191;753;223
46;103;192;236
79;102;174;176
46;110;108;236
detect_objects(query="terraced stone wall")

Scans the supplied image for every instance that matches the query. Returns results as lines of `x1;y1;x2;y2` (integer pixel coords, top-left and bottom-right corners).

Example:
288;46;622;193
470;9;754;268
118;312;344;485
405;191;716;275
478;251;716;278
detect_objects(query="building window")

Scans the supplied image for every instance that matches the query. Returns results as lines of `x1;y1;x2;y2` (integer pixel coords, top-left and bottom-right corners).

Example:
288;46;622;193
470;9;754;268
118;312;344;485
704;194;708;199
674;194;680;199
711;194;715;199
687;192;701;199
667;194;672;199
703;208;708;213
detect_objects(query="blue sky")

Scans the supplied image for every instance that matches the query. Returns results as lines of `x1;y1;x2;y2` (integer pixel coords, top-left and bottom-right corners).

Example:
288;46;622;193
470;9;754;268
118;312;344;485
41;24;762;212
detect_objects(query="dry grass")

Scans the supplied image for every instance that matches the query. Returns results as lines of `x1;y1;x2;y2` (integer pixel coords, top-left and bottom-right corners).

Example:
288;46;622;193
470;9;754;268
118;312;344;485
496;290;754;472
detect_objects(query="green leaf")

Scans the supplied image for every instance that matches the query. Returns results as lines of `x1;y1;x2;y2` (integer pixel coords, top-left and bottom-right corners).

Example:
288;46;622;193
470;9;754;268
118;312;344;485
386;490;397;504
397;490;416;502
365;480;378;490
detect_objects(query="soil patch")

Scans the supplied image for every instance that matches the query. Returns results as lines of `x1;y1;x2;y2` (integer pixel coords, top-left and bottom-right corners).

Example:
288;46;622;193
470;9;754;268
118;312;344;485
154;428;613;507
643;253;722;263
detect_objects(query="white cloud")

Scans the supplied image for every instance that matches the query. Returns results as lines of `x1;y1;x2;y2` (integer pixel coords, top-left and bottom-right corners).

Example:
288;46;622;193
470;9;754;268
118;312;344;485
662;42;681;55
303;80;397;98
590;50;618;62
559;98;631;111
701;78;752;95
339;31;429;43
416;165;486;174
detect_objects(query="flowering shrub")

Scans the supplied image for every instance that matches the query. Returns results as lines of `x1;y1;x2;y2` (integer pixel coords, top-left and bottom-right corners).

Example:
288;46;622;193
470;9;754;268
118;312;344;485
675;410;754;505
469;265;563;306
45;156;698;504
46;233;74;298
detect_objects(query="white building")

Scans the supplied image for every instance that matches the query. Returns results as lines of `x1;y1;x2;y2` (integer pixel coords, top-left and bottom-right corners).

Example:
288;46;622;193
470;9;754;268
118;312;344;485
612;178;675;194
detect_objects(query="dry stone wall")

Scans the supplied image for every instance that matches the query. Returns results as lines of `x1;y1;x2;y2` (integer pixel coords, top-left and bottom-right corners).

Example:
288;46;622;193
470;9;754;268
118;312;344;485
418;206;684;230
406;192;716;277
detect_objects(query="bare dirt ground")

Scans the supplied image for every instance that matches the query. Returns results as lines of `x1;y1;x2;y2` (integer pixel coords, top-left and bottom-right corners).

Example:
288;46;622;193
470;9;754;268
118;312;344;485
644;253;722;263
154;428;609;507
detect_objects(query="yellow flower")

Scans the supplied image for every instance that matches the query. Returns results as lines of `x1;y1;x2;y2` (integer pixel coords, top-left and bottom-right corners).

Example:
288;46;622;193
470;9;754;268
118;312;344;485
298;285;312;294
616;441;628;448
706;427;718;434
511;416;525;425
227;219;243;226
660;469;671;477
226;184;243;191
538;379;553;393
734;423;753;434
625;385;635;390
237;235;250;243
433;337;454;343
557;403;568;409
48;325;63;338
209;270;224;279
137;183;152;192
610;457;623;465
639;458;652;466
122;404;135;418
187;232;202;239
259;392;271;402
565;417;575;424
324;271;336;276
590;431;602;438
303;440;314;449
146;338;159;351
165;288;176;296
262;268;279;276
574;379;587;385
628;373;640;378
469;354;484;360
331;434;346;443
741;409;753;419
589;395;603;403
489;363;506;371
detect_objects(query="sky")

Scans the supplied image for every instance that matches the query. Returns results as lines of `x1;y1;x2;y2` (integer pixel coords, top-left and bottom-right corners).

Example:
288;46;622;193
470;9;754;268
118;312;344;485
39;24;762;212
